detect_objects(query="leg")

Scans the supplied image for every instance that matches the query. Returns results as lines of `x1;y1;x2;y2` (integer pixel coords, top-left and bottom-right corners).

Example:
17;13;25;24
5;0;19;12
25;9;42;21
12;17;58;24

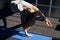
23;26;32;37
19;11;25;25
21;10;35;37
20;11;32;36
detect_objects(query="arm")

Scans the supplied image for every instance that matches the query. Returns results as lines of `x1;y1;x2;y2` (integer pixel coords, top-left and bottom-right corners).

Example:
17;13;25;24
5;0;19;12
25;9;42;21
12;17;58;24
22;1;46;20
37;10;52;27
36;10;52;27
22;1;52;27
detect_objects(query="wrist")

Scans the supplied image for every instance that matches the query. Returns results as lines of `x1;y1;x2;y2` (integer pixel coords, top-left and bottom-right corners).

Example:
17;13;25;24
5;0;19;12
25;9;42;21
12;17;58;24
45;18;48;22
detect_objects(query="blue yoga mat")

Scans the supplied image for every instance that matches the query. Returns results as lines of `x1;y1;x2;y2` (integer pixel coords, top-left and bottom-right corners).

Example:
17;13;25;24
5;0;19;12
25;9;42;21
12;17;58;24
12;29;52;40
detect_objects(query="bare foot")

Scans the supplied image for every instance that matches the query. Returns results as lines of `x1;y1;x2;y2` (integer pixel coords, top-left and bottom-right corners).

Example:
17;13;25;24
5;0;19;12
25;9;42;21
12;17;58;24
26;33;32;37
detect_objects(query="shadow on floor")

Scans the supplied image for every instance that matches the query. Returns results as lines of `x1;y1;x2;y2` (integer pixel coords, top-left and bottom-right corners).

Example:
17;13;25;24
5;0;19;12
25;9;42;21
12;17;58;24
0;24;22;40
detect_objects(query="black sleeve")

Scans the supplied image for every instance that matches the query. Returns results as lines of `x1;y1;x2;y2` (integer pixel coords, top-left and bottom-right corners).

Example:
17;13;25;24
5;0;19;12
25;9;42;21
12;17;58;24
37;10;46;21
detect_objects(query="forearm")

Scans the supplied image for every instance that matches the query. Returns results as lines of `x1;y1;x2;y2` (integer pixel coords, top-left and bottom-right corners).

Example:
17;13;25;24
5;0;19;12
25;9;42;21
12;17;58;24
37;10;47;21
31;5;47;21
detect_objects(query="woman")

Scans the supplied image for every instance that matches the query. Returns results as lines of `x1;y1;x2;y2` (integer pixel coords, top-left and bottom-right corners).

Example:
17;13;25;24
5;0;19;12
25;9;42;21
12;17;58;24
11;0;52;37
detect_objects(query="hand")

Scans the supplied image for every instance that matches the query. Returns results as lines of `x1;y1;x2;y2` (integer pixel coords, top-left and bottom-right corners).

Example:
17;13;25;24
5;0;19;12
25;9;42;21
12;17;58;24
45;18;52;27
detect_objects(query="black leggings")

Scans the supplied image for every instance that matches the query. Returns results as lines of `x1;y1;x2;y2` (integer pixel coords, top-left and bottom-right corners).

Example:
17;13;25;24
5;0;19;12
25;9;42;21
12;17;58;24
20;11;36;27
